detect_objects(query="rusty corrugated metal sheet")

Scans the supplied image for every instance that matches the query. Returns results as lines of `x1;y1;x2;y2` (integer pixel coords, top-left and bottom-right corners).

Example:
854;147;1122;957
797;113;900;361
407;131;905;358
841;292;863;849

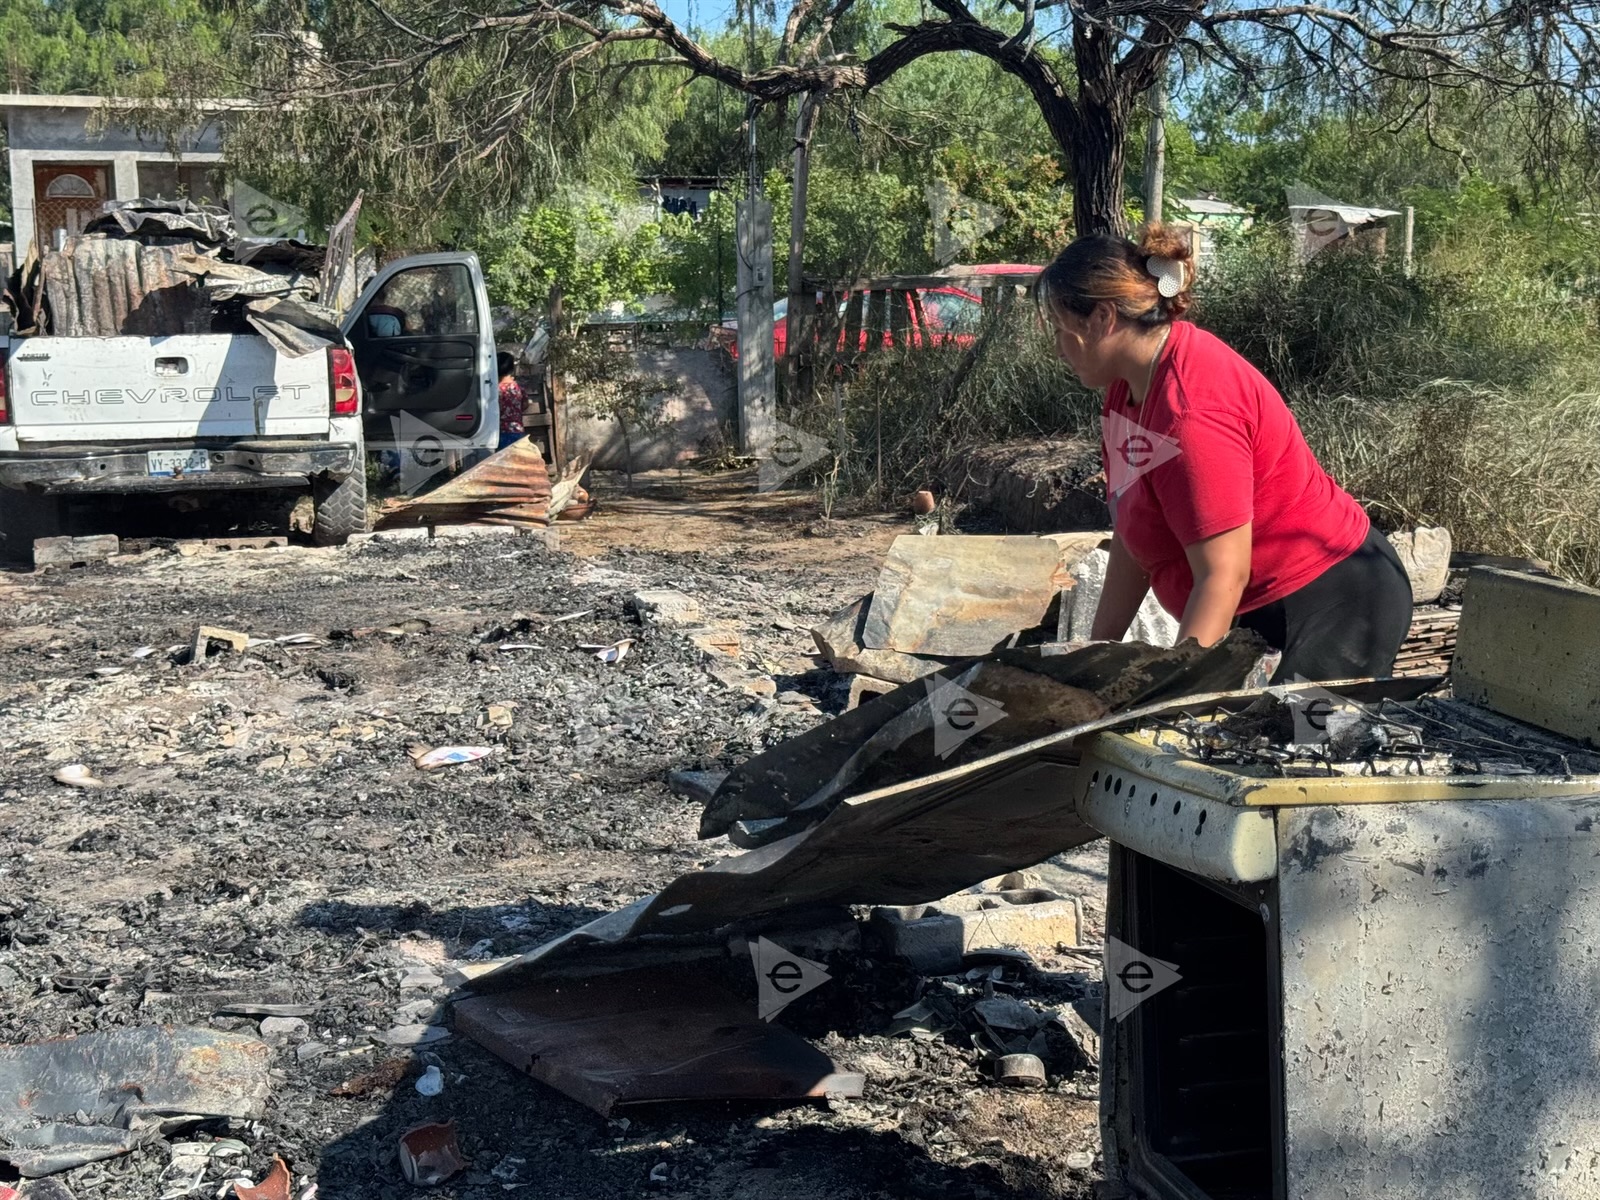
40;236;212;337
375;436;553;530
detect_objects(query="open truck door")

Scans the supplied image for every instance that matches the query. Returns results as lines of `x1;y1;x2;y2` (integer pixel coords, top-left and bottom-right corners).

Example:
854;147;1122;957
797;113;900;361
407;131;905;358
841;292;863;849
343;252;498;453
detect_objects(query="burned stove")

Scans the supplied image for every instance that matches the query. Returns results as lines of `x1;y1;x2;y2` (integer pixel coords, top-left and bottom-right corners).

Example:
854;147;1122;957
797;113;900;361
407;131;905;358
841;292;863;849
1082;567;1600;1200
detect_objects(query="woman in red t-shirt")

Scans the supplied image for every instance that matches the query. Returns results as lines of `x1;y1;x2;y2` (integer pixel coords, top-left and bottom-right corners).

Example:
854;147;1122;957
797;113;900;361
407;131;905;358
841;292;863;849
1037;224;1412;682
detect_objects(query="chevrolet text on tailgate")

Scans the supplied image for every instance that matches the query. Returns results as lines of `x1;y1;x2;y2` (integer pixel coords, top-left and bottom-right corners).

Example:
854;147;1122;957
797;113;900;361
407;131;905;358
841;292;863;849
0;250;499;563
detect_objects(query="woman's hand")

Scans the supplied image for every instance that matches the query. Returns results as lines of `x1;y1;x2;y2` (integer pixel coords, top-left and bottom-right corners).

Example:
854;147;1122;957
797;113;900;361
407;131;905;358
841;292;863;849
1178;524;1253;646
1089;536;1153;642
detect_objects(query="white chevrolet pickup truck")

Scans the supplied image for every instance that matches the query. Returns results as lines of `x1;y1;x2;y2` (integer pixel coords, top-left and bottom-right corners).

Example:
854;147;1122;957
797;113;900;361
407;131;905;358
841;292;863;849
0;251;500;560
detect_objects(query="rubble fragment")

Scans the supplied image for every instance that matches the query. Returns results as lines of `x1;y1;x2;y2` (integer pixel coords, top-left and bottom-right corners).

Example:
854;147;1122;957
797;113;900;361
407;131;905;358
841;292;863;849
231;1157;291;1200
192;626;252;661
811;595;959;684
1388;525;1452;603
32;536;119;568
631;589;703;626
412;746;493;771
579;639;634;664
869;889;1083;975
993;1052;1047;1088
373;1023;450;1048
51;764;104;790
327;1059;412;1098
415;1065;445;1096
665;768;728;804
397;1122;467;1187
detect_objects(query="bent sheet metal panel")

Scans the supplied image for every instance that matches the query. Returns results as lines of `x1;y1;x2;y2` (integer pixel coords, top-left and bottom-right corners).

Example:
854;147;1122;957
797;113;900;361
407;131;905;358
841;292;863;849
475;637;1287;991
0;1027;271;1177
1278;798;1600;1199
702;637;1281;838
375;437;552;530
453;967;865;1115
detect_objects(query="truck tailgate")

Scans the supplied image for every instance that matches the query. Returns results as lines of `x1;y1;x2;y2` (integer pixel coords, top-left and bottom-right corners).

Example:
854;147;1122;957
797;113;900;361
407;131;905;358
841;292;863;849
8;335;331;442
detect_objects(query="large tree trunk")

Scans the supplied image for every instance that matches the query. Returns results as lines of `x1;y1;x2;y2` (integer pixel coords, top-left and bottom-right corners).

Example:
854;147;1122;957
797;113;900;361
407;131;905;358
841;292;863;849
1066;10;1134;239
1070;89;1129;237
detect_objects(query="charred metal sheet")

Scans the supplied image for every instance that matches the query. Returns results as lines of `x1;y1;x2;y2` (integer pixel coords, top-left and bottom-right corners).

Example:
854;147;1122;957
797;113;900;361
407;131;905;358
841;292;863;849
376;437;553;530
318;191;364;317
40;237;211;338
0;1026;271;1177
861;533;1098;656
812;593;960;683
174;256;319;303
702;637;1272;840
475;636;1272;990
240;297;343;358
454;967;864;1115
85;199;232;245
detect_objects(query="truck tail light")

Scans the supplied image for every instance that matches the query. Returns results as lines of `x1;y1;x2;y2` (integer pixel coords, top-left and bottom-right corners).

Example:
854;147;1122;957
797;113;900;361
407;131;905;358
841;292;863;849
0;346;9;423
328;346;358;416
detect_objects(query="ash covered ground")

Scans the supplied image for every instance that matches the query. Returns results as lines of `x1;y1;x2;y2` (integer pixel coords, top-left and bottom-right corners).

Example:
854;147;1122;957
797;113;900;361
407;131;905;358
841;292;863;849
0;475;1106;1200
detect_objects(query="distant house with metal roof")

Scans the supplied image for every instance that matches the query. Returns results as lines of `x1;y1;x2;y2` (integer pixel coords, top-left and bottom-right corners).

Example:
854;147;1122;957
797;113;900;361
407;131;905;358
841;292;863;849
2;94;237;254
1170;195;1254;268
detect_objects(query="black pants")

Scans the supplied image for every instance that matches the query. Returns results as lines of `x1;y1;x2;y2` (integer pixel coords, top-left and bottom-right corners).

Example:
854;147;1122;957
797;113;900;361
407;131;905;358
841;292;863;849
1237;526;1413;683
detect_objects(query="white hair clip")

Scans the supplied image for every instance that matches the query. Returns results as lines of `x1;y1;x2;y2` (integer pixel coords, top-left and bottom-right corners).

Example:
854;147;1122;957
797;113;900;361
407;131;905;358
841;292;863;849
1146;255;1187;298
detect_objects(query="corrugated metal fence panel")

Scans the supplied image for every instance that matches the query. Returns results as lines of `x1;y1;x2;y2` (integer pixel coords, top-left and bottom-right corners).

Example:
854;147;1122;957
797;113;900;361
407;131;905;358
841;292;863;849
41;237;211;337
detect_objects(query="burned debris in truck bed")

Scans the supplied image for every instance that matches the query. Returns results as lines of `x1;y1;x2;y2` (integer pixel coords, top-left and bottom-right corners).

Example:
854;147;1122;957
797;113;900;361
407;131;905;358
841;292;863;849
5;197;360;356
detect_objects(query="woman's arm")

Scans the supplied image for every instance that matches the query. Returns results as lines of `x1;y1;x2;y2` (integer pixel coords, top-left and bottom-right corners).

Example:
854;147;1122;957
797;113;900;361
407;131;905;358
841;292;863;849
1089;536;1153;641
1177;524;1253;646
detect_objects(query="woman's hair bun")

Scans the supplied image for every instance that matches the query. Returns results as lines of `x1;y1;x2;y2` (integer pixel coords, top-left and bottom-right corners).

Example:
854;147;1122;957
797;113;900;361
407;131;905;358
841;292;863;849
1135;221;1195;318
1136;221;1194;264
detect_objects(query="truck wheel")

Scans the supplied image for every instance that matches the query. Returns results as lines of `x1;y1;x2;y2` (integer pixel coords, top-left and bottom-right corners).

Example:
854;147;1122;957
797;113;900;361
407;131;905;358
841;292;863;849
0;492;62;563
311;471;370;546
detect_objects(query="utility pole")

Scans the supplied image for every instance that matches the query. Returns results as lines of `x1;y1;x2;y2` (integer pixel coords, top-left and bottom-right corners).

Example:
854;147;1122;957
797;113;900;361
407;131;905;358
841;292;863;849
735;100;776;452
785;92;820;408
1142;63;1168;225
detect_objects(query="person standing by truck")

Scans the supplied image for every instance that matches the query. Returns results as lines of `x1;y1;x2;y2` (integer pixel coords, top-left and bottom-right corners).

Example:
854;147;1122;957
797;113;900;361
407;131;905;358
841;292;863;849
497;352;527;451
1035;223;1413;682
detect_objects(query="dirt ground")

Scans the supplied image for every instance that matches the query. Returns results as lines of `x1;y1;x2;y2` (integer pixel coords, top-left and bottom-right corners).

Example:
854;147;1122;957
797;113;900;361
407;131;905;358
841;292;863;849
0;469;1108;1200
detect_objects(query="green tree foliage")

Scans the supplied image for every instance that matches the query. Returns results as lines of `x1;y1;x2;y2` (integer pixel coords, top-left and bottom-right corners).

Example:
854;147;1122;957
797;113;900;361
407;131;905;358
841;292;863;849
0;0;224;94
480;193;689;331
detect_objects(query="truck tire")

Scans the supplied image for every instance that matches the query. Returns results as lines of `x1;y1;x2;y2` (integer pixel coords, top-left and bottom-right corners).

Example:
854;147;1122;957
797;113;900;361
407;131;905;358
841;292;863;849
311;471;370;546
0;492;62;563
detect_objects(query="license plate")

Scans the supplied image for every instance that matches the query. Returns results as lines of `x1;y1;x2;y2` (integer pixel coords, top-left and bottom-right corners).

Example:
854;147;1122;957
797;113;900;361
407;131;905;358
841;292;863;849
146;450;212;477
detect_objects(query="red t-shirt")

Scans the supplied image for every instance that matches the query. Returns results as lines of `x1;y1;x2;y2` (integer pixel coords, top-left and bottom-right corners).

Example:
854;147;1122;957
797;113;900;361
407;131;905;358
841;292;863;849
1101;321;1368;618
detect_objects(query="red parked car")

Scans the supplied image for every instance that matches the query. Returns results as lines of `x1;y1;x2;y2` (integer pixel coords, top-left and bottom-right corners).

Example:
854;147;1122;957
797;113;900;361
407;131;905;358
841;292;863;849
709;265;1039;363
